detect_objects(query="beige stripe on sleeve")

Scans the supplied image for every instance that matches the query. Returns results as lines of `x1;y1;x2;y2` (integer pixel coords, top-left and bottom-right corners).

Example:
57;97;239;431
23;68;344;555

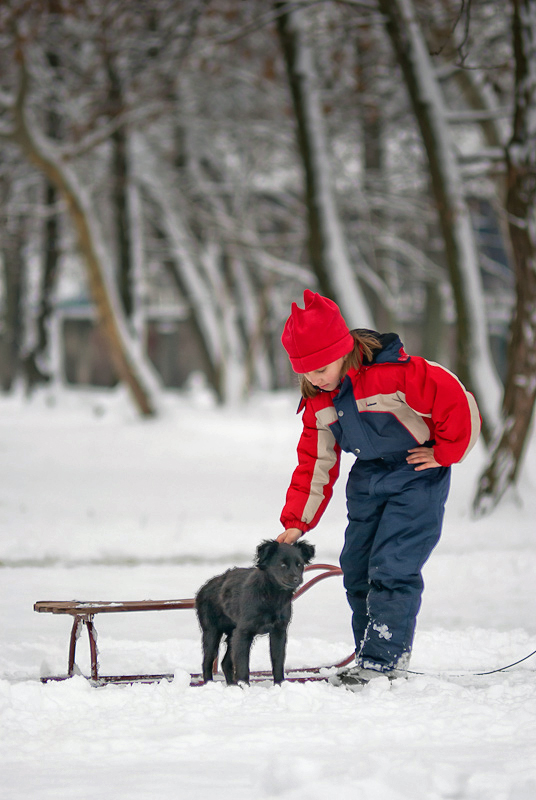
301;407;339;525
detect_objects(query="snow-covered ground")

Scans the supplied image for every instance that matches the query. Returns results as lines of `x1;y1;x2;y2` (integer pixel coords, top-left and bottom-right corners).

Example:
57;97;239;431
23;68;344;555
1;386;535;800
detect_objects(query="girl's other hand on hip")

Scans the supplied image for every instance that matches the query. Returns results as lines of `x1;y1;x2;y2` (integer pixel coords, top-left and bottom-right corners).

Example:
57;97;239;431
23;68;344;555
407;447;441;471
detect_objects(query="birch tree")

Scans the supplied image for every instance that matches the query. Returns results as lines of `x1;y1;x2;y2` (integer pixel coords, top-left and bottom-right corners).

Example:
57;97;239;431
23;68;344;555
474;0;536;513
377;0;503;440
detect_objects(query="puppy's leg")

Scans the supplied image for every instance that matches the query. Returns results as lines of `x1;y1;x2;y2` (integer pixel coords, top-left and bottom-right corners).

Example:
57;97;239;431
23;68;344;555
269;625;288;684
221;631;235;684
201;627;222;683
231;627;255;684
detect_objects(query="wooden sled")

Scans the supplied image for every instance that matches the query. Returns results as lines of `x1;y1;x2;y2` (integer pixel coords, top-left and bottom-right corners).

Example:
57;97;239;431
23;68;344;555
34;563;354;686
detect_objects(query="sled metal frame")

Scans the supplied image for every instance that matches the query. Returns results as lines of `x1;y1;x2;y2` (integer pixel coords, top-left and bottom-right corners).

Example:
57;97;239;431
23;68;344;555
34;563;353;686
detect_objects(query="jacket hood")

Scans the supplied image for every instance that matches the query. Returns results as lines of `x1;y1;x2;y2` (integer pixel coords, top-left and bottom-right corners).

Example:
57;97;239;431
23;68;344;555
356;330;410;366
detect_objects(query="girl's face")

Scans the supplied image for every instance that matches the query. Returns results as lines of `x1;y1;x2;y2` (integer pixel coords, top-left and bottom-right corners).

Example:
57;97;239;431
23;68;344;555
303;357;345;392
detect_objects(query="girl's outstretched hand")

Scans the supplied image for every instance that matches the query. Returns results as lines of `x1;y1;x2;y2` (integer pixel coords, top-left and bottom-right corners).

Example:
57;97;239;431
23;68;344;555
276;528;303;544
407;447;441;471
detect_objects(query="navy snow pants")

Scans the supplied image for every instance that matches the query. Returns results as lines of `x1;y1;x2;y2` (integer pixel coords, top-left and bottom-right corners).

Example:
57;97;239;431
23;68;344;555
340;453;451;672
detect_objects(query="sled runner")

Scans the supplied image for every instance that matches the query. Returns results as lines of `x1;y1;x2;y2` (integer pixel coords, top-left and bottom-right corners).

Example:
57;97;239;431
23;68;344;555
34;563;354;686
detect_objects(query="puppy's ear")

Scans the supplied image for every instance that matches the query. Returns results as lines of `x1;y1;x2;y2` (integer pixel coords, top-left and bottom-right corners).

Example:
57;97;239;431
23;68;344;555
255;539;279;569
294;539;315;564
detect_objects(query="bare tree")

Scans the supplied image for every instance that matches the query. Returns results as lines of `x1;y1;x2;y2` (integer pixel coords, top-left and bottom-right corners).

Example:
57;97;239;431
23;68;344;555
377;0;503;440
0;196;25;391
0;37;162;416
474;0;536;513
274;1;373;328
22;51;61;393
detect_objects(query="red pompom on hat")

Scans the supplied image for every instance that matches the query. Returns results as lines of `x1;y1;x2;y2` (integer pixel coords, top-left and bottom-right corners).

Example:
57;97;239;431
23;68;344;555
281;290;354;373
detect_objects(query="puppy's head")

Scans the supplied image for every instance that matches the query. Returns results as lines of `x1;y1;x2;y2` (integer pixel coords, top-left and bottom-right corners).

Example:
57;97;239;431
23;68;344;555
255;539;315;591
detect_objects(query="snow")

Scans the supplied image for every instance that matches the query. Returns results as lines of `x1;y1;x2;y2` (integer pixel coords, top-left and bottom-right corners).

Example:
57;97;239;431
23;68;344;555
1;386;536;800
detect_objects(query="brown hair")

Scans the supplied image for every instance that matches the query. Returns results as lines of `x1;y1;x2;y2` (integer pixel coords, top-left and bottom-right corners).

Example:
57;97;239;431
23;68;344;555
299;329;382;399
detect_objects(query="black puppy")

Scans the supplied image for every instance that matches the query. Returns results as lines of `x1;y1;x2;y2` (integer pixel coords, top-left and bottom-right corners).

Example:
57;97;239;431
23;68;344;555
195;539;315;685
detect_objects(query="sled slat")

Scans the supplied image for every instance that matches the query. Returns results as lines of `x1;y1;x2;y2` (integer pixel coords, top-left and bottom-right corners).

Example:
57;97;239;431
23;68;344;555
34;598;196;615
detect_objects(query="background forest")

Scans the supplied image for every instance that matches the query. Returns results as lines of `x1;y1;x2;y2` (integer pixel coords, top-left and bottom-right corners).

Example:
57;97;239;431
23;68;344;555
0;0;535;512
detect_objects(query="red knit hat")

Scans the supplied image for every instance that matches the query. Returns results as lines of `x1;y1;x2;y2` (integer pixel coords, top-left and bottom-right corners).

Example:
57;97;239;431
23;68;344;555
281;290;354;373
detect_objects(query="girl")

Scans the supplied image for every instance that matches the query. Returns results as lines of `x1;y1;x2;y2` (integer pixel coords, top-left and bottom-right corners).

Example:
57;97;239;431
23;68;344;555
277;290;481;687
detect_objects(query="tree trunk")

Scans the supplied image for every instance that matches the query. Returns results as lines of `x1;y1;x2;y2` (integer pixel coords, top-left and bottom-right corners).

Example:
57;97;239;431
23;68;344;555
22;178;57;393
357;28;397;333
10;57;160;416
24;51;61;391
274;2;373;329
377;0;502;441
473;0;536;514
107;56;133;318
0;222;24;392
132;132;227;401
178;76;276;393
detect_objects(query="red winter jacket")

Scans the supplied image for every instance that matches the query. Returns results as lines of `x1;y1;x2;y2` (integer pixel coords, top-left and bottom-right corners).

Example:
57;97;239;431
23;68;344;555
280;333;481;534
